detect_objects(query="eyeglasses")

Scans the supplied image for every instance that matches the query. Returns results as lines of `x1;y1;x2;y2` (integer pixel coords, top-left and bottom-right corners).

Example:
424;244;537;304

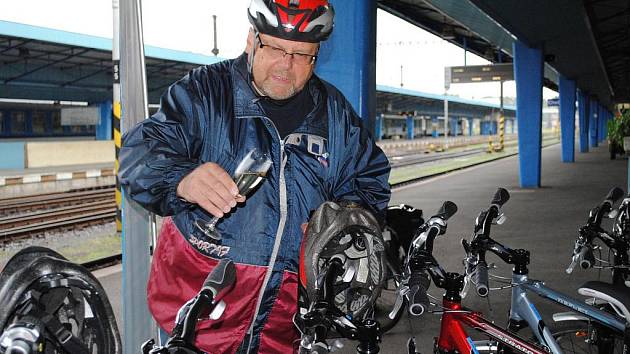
256;34;317;65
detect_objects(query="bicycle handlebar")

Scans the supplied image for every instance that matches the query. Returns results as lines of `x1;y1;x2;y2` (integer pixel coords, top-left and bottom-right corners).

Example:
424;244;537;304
605;187;625;206
470;260;489;297
202;258;237;297
436;201;458;221
566;244;590;274
393;201;458;318
491;187;510;208
143;259;237;354
407;271;431;316
589;187;624;227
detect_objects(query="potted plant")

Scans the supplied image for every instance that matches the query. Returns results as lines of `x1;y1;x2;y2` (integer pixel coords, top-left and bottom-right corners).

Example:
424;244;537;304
608;109;630;159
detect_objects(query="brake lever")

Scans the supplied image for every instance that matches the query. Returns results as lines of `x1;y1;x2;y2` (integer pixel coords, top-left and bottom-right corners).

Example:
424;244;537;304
389;284;410;320
494;213;507;225
606;209;619;219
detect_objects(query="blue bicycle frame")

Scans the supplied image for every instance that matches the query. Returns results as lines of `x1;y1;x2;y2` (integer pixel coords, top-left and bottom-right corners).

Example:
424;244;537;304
507;273;626;354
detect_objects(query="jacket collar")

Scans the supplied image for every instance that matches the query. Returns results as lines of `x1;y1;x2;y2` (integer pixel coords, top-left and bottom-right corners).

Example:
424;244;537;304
230;53;328;138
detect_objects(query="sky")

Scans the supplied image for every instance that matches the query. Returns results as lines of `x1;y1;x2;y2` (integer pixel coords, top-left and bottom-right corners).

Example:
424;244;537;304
0;0;557;104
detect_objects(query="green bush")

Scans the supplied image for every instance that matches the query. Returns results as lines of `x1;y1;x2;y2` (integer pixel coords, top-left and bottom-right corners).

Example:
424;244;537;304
608;109;630;150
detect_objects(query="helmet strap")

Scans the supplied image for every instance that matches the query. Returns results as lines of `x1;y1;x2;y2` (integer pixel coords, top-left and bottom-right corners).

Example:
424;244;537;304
248;31;269;98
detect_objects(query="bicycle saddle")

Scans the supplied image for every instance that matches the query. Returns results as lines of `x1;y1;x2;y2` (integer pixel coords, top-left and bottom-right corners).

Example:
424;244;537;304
578;280;630;321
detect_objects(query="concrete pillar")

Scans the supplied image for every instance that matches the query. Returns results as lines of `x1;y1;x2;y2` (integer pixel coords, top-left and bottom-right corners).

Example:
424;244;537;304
512;118;516;134
316;0;376;133
589;98;599;148
559;76;576;162
513;40;543;188
406;115;414;140
375;113;383;141
96;100;113;140
577;90;589;153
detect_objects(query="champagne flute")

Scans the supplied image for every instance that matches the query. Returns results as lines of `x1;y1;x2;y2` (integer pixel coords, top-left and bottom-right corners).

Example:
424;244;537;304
194;148;272;240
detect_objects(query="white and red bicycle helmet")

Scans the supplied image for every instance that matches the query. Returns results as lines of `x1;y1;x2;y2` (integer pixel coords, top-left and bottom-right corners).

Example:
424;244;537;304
247;0;335;43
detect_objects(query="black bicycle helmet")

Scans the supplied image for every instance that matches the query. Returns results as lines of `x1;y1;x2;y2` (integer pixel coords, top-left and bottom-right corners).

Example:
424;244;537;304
0;246;121;354
247;0;334;43
299;201;386;320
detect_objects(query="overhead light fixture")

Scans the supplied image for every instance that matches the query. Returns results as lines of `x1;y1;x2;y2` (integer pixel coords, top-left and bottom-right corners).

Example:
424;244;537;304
442;25;456;40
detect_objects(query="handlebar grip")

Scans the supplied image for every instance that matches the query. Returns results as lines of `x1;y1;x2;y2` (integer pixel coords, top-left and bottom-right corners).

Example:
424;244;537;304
566;245;589;274
580;248;595;270
310;342;330;354
437;201;458;221
407;271;431;316
491;188;510;207
605;187;624;205
202;258;237;301
472;261;489;297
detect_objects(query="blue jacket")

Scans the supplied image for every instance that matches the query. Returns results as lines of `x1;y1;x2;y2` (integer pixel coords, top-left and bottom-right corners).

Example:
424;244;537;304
119;53;390;353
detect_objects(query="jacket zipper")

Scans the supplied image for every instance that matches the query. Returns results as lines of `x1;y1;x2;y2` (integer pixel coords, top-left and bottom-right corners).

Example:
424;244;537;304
246;117;288;353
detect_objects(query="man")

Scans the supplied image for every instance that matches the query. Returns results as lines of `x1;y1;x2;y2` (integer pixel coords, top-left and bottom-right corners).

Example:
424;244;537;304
119;0;391;352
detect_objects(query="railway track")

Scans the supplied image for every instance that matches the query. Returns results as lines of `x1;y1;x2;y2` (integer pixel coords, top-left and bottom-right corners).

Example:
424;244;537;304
389;147;486;168
0;187;116;244
0;187;115;217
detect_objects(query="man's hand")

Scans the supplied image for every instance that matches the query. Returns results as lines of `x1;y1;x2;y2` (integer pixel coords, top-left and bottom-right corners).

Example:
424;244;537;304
177;163;246;218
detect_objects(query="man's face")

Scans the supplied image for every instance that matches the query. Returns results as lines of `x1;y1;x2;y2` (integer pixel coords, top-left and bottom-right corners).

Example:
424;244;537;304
247;31;319;100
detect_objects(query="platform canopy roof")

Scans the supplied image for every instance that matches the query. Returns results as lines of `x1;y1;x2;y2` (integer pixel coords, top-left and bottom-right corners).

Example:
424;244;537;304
0;20;222;104
379;0;629;107
0;19;512;116
377;84;516;119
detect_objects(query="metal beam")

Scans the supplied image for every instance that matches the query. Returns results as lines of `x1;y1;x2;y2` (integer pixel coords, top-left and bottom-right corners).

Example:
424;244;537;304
3;48;90;83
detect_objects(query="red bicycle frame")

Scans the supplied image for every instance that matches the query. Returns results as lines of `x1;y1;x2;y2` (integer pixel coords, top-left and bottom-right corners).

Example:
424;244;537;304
435;299;549;354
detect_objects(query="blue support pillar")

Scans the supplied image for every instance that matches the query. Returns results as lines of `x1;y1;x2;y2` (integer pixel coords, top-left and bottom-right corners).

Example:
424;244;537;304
577;90;589;153
468;118;473;136
431;116;438;137
406;115;414;140
598;106;606;143
513;40;543;188
96;100;113;140
589;98;599;148
316;0;376;133
450;118;458;136
375;113;383;141
25;111;33;135
559;76;576;162
602;110;609;141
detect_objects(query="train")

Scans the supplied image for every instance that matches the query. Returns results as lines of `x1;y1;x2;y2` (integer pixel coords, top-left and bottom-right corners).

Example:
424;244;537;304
0;104;95;139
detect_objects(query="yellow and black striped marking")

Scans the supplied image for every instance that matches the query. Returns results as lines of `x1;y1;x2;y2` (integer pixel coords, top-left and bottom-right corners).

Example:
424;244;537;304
114;101;122;232
499;116;505;151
